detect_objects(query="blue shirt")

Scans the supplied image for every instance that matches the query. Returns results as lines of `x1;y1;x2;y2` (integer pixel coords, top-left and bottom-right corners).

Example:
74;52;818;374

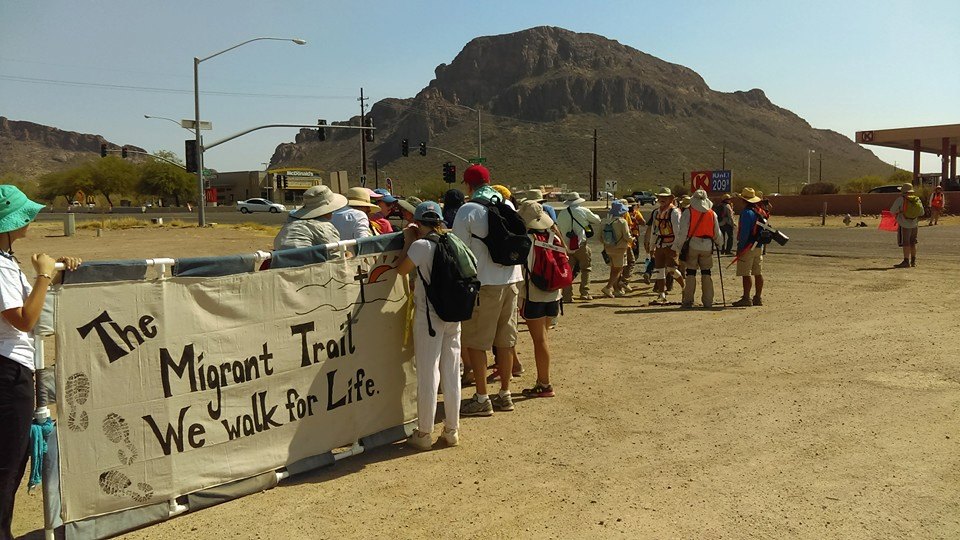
542;204;557;222
737;207;760;251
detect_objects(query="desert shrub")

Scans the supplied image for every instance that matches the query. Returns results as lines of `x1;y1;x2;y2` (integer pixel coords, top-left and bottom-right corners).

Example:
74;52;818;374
800;182;838;195
76;218;145;230
671;184;690;197
843;175;886;193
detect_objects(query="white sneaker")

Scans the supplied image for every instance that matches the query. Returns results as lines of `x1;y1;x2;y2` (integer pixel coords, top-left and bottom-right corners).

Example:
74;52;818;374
601;286;615;298
442;428;459;447
407;429;433;450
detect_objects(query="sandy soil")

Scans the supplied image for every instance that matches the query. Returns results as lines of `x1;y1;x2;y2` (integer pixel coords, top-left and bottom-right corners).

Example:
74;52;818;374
11;220;960;539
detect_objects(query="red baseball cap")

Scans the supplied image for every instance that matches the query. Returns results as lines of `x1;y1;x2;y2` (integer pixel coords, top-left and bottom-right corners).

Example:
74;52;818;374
463;164;490;187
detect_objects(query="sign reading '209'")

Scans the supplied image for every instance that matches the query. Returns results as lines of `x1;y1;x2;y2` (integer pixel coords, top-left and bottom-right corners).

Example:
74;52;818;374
691;170;732;193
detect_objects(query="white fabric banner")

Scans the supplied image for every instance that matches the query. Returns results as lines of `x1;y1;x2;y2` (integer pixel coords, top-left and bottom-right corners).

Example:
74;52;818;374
54;252;415;523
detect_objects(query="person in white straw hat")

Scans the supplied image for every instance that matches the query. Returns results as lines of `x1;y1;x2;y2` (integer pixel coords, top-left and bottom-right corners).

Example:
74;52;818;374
676;189;722;308
732;187;765;306
330;186;379;241
890;182;923;268
274;185;344;250
554;192;601;302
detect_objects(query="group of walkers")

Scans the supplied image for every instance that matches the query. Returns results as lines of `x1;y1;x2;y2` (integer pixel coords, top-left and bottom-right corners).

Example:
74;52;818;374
273;185;402;250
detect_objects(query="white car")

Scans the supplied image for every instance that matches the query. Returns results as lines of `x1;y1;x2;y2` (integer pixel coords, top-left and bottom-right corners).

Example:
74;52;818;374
237;198;285;214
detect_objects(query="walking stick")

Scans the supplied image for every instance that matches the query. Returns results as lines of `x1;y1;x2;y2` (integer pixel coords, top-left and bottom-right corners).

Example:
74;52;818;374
715;243;726;307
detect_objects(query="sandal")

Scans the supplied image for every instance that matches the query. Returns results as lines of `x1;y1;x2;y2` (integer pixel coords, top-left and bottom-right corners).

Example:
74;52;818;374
521;383;555;398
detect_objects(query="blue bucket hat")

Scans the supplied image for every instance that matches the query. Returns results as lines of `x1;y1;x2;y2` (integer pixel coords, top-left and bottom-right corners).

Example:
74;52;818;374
0;186;45;234
372;188;398;204
413;201;442;224
609;199;628;217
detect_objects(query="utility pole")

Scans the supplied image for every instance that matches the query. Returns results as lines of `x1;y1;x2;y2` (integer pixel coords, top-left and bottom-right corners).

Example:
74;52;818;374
819;154;823;182
373;159;379;189
592;129;598;201
358;87;369;179
722;142;726;169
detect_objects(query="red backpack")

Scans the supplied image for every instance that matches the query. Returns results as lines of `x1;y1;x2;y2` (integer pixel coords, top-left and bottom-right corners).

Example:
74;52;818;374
527;231;574;292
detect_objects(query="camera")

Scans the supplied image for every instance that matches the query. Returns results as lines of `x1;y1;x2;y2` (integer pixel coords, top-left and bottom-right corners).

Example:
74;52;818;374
757;220;789;246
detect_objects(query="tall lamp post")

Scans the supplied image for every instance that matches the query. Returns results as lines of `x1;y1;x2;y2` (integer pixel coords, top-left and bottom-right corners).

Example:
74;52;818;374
447;103;482;158
194;37;306;226
806;149;816;184
144;114;193;132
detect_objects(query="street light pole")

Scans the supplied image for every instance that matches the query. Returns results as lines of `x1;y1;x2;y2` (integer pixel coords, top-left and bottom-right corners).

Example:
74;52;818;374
806;149;815;184
193;37;306;227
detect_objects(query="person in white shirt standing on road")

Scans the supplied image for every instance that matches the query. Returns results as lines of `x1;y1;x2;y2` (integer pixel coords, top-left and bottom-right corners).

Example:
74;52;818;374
555;192;601;302
0;186;81;540
453;165;524;417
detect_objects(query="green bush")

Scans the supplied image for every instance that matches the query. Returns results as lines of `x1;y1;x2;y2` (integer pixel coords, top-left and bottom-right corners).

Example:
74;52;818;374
412;179;450;203
800;182;839;195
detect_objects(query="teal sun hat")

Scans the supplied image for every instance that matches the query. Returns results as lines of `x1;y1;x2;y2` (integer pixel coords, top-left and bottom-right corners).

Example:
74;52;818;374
0;186;45;234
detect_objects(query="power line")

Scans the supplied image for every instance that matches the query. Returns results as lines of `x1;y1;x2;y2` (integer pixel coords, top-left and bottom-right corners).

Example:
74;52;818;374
0;75;356;100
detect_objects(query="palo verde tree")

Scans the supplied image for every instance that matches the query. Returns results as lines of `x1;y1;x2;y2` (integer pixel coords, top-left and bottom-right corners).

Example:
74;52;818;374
138;151;195;206
80;156;137;207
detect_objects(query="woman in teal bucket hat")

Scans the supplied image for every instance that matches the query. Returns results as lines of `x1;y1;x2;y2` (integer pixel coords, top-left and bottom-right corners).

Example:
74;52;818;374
0;185;80;540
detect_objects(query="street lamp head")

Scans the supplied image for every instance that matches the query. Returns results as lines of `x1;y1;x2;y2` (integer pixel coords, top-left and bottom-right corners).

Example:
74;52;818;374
292;39;307;45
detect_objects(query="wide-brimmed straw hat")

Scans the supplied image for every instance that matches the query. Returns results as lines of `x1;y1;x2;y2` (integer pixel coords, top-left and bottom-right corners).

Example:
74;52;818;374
0;185;44;234
518;200;554;230
346;187;379;209
609;200;629;217
516;189;545;203
565;192;586;206
656;187;673;198
721;193;732;200
900;183;915;193
398;196;424;215
290;185;347;219
739;187;762;203
678;195;691;209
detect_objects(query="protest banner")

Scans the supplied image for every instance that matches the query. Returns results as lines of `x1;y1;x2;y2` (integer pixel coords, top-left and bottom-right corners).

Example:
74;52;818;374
52;245;416;524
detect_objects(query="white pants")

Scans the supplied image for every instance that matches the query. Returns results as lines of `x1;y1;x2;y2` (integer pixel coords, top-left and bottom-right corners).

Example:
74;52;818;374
413;305;462;433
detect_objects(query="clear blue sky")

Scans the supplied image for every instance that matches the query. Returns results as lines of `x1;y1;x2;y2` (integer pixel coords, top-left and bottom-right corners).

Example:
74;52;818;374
2;0;956;174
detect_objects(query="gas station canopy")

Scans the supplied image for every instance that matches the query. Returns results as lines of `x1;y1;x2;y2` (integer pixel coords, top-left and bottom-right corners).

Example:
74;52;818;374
856;123;958;183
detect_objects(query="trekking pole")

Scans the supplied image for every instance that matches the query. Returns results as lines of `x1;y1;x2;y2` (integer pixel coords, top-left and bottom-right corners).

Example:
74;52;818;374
715;243;726;307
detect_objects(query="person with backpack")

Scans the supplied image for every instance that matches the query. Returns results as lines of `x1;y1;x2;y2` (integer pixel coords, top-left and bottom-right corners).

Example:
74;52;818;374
716;194;736;254
601;200;632;298
928;185;945;226
644;188;684;305
732;187;766;307
618;198;645;292
396;201;475;450
452;164;528;417
676;189;722;308
555;192;601;302
517;200;572;398
891;183;924;268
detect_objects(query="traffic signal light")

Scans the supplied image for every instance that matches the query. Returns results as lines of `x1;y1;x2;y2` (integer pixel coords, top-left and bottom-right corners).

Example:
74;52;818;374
364;118;375;142
282;175;288;189
401;139;409;157
100;143;107;158
121;146;128;158
185;139;198;173
317;119;326;141
419;142;427;156
275;175;282;189
442;162;456;183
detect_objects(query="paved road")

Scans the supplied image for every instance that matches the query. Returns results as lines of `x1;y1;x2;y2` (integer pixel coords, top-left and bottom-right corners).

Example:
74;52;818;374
36;210;289;226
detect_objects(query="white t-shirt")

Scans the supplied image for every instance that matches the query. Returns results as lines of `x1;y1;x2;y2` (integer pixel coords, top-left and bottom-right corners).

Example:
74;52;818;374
452;201;523;286
406;238;436;315
329;207;372;241
0;255;35;370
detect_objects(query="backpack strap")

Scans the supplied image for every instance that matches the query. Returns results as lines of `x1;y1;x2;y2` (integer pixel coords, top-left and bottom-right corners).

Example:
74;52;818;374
416;234;441;338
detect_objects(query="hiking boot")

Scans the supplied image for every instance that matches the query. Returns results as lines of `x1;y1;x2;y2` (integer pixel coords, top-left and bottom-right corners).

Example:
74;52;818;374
910;258;916;267
490;393;515;412
406;429;433;451
731;296;752;307
601;286;615;298
679;303;694;309
442;428;459;447
894;259;910;268
521;383;555;398
460;395;493;417
752;296;762;306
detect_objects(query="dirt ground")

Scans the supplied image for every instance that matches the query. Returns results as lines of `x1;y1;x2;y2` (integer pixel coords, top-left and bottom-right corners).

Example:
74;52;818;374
11;218;960;539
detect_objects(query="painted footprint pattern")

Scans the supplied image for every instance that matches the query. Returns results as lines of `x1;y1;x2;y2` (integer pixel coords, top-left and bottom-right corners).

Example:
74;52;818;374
64;372;90;432
99;470;154;503
102;413;138;465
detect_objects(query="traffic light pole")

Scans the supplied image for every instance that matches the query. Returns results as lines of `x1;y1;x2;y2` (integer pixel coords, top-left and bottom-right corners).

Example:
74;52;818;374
204;124;373;151
194;57;206;227
425;145;470;164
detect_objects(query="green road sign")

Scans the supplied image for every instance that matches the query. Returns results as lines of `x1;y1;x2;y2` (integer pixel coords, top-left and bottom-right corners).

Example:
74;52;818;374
469;157;486;164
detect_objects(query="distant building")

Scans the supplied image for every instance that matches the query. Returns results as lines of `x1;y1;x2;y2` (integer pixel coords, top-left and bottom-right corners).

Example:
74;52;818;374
208;168;324;205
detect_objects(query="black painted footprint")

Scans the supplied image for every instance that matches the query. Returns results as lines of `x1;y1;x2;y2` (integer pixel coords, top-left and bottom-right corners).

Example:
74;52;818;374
102;412;138;465
64;372;90;432
99;470;154;503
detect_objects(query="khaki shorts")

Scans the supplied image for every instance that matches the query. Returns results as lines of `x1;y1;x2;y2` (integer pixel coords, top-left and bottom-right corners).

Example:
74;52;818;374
736;248;763;276
461;283;519;350
653;247;679;269
604;246;628;267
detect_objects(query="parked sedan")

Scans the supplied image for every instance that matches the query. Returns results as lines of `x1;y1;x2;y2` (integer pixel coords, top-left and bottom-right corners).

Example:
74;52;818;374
237;198;286;213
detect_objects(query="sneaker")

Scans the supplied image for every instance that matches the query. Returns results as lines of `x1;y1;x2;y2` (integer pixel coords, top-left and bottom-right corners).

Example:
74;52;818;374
407;429;433;451
910;258;916;267
620;284;634;293
679;303;694;309
752;296;762;306
490;393;515;412
579;294;593;301
614;289;627;297
731;297;752;307
601;286;615;298
460;395;494;417
442;428;459;447
893;260;910;268
641;273;651;284
521;383;555;398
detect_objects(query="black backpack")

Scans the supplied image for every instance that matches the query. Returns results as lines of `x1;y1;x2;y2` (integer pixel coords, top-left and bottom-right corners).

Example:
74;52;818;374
470;198;532;266
417;232;480;337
